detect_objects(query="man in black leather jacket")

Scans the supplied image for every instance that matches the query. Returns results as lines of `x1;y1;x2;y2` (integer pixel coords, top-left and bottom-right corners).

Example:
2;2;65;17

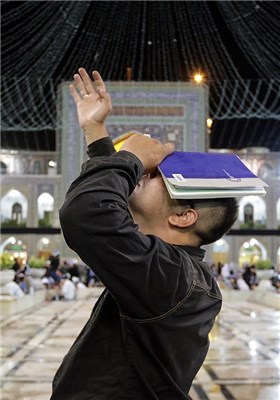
50;68;238;400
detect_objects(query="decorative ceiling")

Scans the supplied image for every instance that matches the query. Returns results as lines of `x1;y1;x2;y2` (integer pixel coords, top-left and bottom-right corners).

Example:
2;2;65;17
1;1;280;151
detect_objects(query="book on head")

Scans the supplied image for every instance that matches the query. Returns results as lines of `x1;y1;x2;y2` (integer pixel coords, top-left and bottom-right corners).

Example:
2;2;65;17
158;152;268;199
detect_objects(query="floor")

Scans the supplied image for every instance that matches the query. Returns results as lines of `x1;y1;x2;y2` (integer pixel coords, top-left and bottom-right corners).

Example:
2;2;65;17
1;287;279;400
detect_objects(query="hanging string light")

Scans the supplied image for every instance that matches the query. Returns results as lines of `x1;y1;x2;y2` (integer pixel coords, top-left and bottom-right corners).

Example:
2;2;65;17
217;1;280;78
1;1;279;151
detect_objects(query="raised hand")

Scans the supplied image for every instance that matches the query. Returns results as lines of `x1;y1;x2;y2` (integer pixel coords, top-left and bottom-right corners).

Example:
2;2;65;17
70;68;112;145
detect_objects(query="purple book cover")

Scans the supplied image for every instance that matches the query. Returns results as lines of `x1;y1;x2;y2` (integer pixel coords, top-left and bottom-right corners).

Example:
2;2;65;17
159;152;256;179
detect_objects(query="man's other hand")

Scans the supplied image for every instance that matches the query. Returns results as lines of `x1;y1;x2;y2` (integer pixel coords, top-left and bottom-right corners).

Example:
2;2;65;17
120;134;175;174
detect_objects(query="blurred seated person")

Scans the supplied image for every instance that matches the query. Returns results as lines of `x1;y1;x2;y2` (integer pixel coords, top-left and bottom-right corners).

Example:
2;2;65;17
16;272;27;293
85;267;102;287
243;265;259;290
60;260;70;275
4;280;25;297
11;257;21;274
54;271;76;301
41;272;56;289
271;267;280;291
14;258;34;294
228;269;239;290
72;276;88;291
48;252;60;283
69;262;80;280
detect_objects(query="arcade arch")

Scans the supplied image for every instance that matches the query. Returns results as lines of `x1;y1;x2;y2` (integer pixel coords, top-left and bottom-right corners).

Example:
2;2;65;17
38;192;54;227
238;196;266;229
0;189;28;226
239;238;267;267
1;161;7;174
0;236;27;260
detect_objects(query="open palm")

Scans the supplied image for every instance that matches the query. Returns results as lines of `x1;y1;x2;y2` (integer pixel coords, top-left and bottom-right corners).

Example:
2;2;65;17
70;68;112;129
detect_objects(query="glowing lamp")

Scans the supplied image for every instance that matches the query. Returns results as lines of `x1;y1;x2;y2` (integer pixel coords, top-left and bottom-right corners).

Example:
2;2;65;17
193;73;204;84
207;118;213;129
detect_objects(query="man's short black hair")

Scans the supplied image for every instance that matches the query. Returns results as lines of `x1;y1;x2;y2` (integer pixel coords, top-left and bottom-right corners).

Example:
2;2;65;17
177;197;239;245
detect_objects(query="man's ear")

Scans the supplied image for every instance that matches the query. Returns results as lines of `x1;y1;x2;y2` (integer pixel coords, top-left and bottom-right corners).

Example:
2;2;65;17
168;209;198;228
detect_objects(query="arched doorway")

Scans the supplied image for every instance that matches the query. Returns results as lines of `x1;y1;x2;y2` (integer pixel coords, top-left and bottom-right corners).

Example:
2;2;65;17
38;192;54;227
239;238;267;267
11;202;23;224
244;204;254;225
239;196;266;229
1;161;7;174
0;189;27;227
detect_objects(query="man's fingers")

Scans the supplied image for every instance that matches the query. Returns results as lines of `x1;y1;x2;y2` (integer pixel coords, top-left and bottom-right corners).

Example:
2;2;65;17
78;68;95;94
101;92;113;112
120;134;175;173
72;68;106;100
73;73;88;98
163;142;175;157
69;84;81;104
92;70;106;93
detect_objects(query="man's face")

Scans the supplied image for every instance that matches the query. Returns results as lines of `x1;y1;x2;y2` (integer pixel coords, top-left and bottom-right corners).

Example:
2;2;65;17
128;172;171;224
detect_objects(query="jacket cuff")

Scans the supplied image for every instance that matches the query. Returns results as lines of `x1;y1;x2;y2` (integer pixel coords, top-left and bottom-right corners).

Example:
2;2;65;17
87;137;116;158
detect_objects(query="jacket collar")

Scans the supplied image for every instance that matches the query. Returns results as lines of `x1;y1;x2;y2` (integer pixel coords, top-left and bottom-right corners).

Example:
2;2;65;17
176;244;205;260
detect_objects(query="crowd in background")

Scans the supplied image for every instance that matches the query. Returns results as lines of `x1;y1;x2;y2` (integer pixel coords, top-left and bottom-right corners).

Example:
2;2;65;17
11;256;34;295
3;252;102;300
41;252;102;301
211;260;280;292
3;253;280;298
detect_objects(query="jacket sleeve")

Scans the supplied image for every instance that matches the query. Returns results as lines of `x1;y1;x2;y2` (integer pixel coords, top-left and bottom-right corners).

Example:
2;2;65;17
59;151;193;319
87;137;116;158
